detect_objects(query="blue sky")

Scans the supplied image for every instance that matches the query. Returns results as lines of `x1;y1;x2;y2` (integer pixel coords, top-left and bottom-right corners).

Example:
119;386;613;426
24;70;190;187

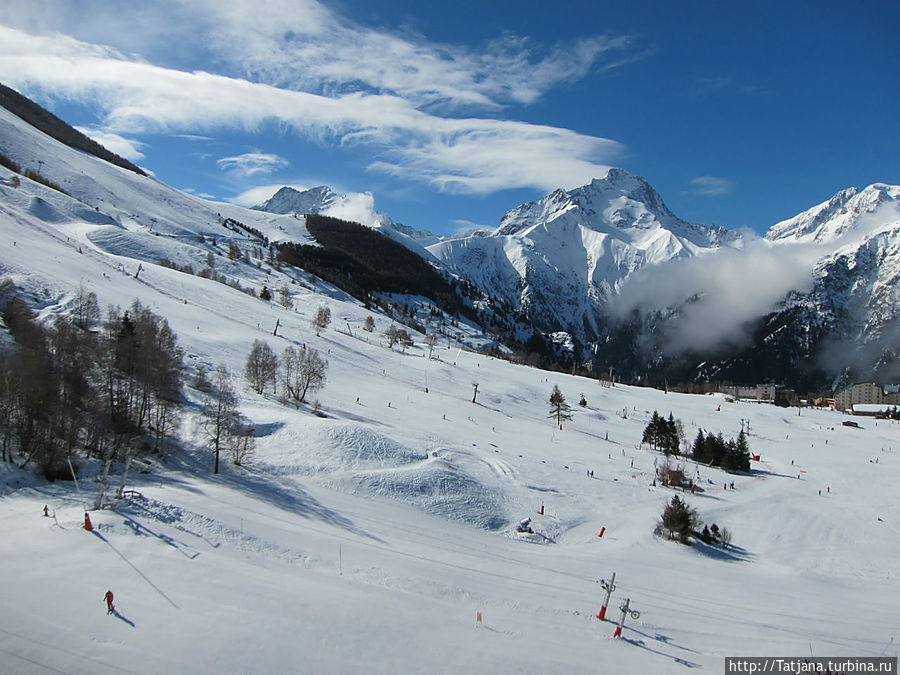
0;0;896;236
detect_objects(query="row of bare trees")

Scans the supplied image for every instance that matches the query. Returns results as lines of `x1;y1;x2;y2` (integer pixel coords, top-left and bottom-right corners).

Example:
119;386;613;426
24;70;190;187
0;281;183;491
244;340;328;403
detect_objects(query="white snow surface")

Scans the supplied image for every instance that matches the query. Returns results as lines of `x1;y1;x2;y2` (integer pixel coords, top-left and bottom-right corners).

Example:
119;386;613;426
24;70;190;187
1;103;900;675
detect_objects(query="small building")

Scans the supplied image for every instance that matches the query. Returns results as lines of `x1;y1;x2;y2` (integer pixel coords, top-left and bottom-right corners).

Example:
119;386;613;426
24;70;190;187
851;403;895;417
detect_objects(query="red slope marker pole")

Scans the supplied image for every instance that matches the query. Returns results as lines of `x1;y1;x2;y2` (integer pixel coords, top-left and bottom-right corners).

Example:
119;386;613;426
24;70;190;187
613;597;640;638
597;571;616;621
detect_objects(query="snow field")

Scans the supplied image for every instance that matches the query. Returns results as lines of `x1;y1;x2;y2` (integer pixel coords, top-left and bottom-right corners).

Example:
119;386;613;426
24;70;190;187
1;108;899;672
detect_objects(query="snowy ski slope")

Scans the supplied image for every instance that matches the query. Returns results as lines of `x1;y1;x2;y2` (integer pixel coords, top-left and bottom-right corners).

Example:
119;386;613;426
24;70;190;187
0;104;898;674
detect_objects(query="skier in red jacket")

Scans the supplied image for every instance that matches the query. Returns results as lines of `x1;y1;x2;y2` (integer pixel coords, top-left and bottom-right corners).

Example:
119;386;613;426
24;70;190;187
104;590;115;615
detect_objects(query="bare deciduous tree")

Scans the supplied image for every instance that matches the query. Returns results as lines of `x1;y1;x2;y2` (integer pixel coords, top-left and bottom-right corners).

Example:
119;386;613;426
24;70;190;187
384;325;413;350
245;339;278;394
72;285;100;330
278;285;293;309
312;305;331;336
721;527;733;549
203;364;238;474
282;346;328;403
227;413;255;466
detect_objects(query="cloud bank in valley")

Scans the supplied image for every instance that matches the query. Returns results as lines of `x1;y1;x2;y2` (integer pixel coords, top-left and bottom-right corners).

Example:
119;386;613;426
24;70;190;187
610;237;823;354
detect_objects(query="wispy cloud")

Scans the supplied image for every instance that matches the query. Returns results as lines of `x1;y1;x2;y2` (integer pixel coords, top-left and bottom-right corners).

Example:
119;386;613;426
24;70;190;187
0;1;633;197
217;151;289;176
0;25;624;195
689;175;733;197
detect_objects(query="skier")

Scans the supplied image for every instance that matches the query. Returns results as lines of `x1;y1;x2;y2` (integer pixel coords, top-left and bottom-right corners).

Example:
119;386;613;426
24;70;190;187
104;590;115;615
43;505;49;517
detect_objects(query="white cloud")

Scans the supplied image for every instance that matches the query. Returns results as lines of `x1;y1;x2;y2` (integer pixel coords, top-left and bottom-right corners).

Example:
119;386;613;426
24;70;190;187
0;25;624;196
321;192;380;227
217;151;289;176
611;238;824;354
3;0;628;112
75;126;145;161
689;175;733;197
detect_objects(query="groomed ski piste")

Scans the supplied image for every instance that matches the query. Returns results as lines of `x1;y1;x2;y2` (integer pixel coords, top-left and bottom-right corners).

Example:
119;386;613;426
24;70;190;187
1;105;899;673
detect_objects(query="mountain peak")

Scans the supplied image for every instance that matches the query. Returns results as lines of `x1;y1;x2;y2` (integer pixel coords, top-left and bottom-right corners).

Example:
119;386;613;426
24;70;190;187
254;185;339;215
496;169;687;239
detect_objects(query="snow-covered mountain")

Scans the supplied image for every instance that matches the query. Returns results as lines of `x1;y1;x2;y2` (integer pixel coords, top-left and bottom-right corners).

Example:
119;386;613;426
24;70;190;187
428;169;742;349
766;183;900;245
760;186;900;385
254;185;342;216
253;185;442;260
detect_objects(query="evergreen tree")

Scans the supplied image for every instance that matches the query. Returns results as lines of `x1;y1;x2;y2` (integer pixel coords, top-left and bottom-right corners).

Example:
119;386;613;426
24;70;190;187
692;429;707;463
656;495;699;545
548;385;572;426
663;413;680;455
723;429;751;472
642;411;662;449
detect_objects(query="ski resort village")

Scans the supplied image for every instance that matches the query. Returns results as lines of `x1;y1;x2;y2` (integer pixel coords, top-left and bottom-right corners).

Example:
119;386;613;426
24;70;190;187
1;6;899;673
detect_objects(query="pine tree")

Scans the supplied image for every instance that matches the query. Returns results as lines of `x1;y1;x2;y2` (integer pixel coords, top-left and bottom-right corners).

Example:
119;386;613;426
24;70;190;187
663;413;680;455
724;429;751;472
548;385;572;426
656;495;699;544
692;429;707;463
642;410;662;449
